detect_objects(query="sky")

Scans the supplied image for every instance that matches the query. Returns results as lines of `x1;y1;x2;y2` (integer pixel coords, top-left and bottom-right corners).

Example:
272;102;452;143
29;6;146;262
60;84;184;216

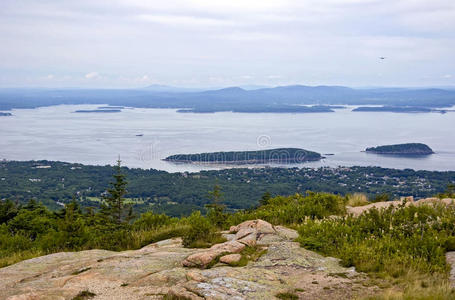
0;0;454;88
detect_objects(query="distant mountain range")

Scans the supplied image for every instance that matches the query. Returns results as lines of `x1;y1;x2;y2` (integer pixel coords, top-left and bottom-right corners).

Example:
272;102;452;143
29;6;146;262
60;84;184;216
1;85;455;113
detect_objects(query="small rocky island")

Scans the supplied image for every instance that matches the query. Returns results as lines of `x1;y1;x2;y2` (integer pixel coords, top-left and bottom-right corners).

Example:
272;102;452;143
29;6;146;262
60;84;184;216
164;148;323;164
365;143;434;155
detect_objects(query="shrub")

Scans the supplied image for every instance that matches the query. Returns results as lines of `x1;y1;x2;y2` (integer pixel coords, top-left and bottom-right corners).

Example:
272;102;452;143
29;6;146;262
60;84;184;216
182;211;223;248
133;212;174;231
227;192;346;226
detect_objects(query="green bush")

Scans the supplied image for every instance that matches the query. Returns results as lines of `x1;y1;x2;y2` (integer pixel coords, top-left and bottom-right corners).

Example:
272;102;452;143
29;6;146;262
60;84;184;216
182;211;224;248
226;192;346;226
133;212;174;230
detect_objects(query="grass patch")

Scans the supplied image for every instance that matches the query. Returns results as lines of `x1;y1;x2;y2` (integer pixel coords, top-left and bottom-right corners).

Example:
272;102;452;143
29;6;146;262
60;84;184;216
0;248;46;268
228;246;268;267
366;276;455;300
72;290;96;300
346;193;369;207
276;292;299;300
328;272;349;278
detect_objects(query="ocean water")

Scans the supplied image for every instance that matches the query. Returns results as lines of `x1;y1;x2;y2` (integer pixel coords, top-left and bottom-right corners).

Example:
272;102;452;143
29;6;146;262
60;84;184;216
0;105;454;172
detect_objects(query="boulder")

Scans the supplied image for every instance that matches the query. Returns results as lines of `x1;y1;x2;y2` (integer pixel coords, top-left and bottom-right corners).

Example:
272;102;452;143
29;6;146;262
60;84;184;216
235;227;257;240
237;233;257;247
256;219;276;234
219;254;242;265
183;241;245;268
275;226;299;240
210;240;245;253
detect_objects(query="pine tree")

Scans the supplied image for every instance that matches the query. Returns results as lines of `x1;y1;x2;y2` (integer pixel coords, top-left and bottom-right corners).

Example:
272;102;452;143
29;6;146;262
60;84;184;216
259;191;272;206
103;158;128;224
205;184;226;228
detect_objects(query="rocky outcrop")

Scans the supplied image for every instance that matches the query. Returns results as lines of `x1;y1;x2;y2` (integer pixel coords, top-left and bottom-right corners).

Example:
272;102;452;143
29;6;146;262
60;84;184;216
347;197;455;217
182;220;279;268
0;220;378;300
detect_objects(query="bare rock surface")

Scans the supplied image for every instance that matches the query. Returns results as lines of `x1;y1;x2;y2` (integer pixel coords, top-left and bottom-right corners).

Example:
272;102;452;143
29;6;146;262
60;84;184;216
0;220;379;300
347;197;455;217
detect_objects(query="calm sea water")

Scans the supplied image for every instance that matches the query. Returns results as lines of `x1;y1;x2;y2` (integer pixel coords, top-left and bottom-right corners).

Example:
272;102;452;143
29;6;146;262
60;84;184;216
1;105;454;172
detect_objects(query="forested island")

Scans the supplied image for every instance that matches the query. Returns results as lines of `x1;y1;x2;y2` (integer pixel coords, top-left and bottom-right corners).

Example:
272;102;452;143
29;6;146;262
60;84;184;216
97;106;125;109
177;105;335;113
366;143;434;155
1;160;453;216
73;109;121;113
0;112;12;116
353;106;434;113
164;148;323;164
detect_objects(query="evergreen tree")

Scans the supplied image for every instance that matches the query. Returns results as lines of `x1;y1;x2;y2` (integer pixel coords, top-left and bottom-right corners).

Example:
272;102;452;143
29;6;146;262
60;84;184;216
259;191;272;206
59;199;87;248
205;184;226;228
103;158;128;224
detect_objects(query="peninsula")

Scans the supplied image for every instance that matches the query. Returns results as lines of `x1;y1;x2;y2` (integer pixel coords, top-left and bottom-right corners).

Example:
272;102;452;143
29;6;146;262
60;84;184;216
164;148;323;164
365;143;434;155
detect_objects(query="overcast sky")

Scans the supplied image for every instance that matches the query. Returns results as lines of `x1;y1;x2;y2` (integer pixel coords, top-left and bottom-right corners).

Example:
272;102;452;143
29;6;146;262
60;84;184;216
0;0;454;88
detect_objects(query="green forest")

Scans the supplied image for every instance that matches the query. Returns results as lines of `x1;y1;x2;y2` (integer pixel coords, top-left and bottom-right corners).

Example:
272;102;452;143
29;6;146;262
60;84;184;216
1;160;454;216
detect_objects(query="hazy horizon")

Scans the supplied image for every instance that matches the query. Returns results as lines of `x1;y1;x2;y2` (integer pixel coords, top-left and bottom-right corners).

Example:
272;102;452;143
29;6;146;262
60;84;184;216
2;83;455;91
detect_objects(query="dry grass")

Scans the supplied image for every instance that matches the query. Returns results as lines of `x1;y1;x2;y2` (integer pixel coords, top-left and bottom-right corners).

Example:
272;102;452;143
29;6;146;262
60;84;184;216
347;193;370;207
0;249;46;268
365;270;454;300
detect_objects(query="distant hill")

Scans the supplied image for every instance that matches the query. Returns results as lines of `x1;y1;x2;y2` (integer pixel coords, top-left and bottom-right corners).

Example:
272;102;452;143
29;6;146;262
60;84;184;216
1;85;455;112
366;143;434;155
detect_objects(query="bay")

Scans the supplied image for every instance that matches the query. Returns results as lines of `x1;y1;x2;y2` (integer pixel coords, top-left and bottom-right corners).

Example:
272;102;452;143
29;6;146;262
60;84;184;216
0;105;454;172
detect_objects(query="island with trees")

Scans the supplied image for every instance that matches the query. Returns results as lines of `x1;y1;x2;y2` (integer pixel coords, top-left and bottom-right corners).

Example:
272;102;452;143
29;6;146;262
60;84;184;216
73;109;121;113
164;148;323;164
353;106;434;113
366;143;434;155
0;112;12;116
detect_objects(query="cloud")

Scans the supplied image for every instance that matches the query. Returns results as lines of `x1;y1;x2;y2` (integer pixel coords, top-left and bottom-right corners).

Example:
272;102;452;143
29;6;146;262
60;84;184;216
136;14;239;27
0;0;454;88
84;72;100;79
266;75;283;79
443;74;452;79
